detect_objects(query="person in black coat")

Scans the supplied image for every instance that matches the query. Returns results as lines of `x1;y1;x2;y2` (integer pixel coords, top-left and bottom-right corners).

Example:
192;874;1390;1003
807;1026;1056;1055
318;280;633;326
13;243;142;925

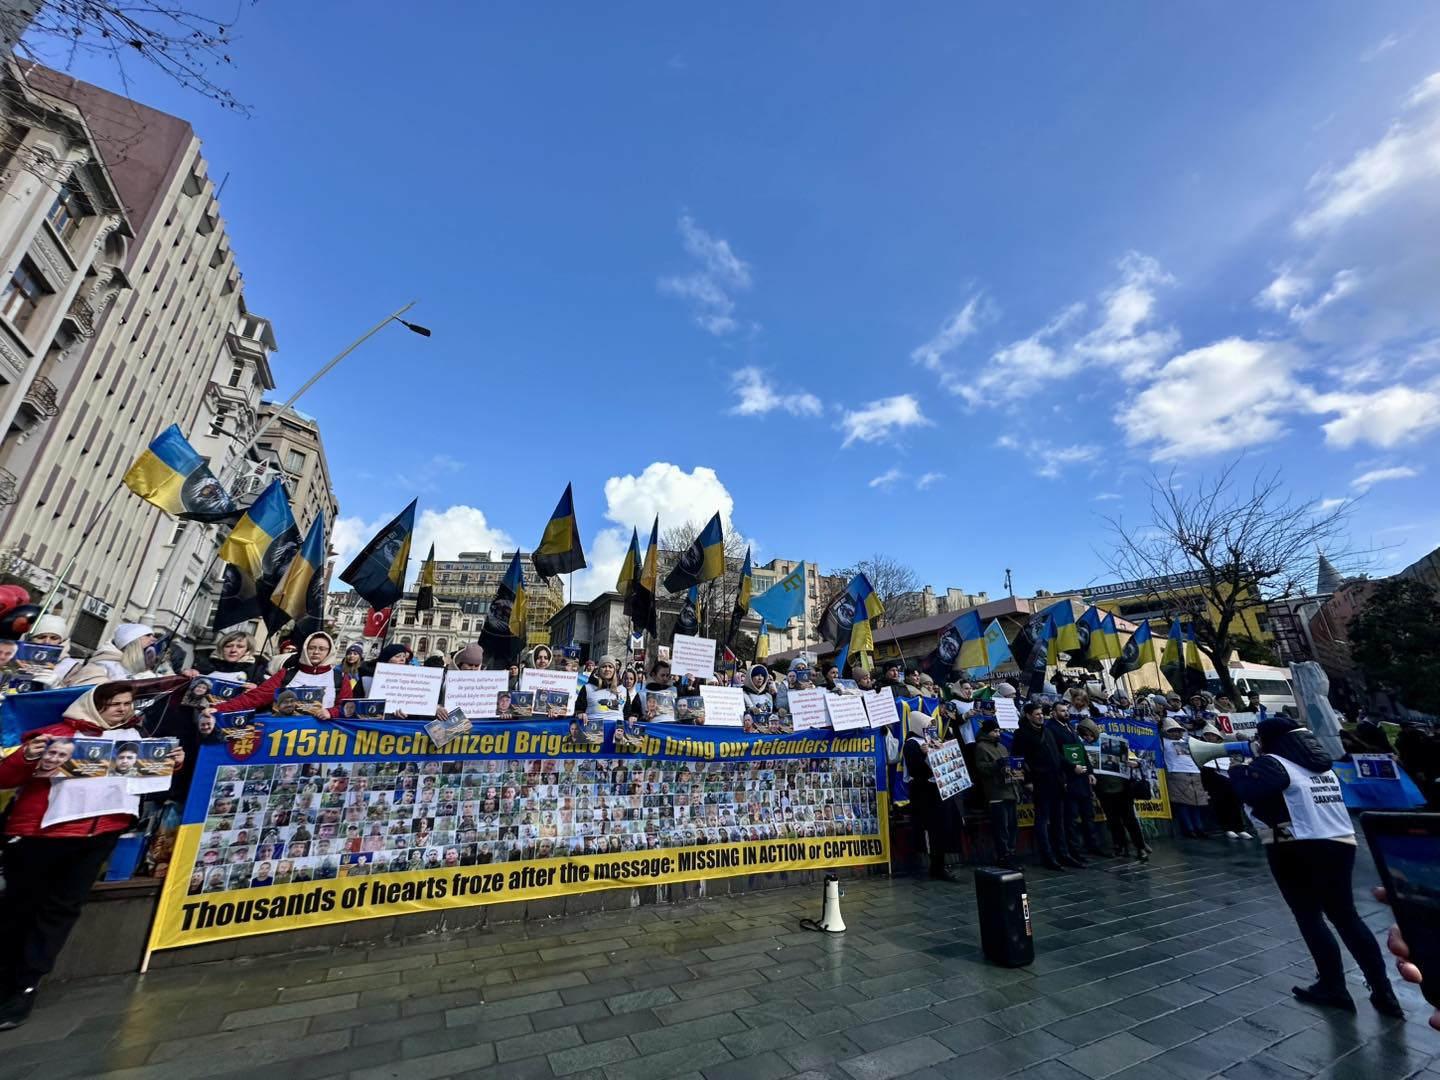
901;712;954;881
1229;717;1403;1018
1051;703;1103;858
1011;702;1080;870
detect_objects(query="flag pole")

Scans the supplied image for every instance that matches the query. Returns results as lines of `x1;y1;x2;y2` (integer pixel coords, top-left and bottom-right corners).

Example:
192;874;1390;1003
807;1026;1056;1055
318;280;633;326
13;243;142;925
36;482;126;622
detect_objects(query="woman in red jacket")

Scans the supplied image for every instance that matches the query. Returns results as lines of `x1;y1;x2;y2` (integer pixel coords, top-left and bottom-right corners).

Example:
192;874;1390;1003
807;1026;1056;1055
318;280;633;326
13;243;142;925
0;681;183;1029
214;631;352;720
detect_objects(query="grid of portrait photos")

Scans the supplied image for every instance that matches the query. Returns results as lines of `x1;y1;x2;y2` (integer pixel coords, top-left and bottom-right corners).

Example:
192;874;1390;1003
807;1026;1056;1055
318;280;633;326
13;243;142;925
188;753;881;895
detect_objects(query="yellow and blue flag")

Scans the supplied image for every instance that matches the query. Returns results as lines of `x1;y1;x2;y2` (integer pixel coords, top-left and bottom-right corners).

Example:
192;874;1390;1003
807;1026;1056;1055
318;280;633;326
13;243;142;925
756;618;770;660
820;573;884;654
1161;620;1183;669
269;514;327;635
1100;612;1123;658
749;562;806;629
1040;600;1081;654
727;546;752;645
532;483;586;579
214;478;299;630
616;527;641;599
922;609;988;681
479;551;528;662
625;516;660;636
339;499;416;610
964;619;1012;678
1184;623;1205;674
123;424;236;521
663;512;725;593
415;543;437;612
1110;618;1156;678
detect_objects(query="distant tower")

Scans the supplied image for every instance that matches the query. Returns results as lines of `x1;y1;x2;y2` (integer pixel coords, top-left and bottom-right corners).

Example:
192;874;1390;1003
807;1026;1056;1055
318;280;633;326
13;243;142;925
1316;552;1344;595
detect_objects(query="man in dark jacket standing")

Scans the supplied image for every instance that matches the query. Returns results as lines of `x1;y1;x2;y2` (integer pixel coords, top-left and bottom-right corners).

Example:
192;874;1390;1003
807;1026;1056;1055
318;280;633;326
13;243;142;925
1229;717;1403;1018
1052;704;1104;858
974;718;1019;869
1012;702;1081;870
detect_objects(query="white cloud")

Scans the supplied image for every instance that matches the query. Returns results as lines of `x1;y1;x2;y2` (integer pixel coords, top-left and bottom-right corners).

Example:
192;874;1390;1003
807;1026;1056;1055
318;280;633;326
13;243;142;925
1034;445;1100;479
1297;72;1440;237
569;462;746;602
1352;465;1419;490
394;453;465;493
1288;268;1362;323
1316;497;1348;511
729;366;822;417
658;214;752;335
330;504;515;589
868;468;903;491
1124;338;1300;460
839;394;931;446
1255;266;1313;314
1361;33;1401;62
960;252;1178;403
1092;492;1122;502
911;294;992;392
915;472;944;490
1307;383;1440;448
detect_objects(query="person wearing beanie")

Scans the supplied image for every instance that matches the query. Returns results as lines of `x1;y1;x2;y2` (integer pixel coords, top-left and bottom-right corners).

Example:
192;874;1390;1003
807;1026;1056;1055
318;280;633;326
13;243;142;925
743;663;776;732
59;624;157;687
1228;716;1404;1019
23;614;79;687
454;644;484;670
576;655;621;718
1161;714;1209;837
973;717;1019;869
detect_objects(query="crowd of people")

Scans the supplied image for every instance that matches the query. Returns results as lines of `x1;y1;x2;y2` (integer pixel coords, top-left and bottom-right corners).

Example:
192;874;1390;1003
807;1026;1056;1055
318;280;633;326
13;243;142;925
0;618;1429;1031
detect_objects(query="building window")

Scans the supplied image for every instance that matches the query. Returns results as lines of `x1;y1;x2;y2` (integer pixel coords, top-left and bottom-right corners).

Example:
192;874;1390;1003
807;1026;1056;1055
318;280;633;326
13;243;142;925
1;259;50;332
227;363;244;387
285;449;305;473
46;182;89;242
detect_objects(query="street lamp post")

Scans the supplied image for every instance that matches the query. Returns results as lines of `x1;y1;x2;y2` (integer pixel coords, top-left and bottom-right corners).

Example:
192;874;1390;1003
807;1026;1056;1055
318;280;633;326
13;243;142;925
137;303;432;630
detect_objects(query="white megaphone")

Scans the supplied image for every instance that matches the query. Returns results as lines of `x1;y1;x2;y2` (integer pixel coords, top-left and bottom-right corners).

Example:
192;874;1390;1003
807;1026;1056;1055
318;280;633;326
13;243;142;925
1189;737;1255;767
816;872;846;933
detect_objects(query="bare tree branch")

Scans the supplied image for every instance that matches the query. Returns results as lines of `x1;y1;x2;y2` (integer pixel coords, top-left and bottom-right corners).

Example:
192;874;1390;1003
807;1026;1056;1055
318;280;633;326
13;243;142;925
1100;461;1367;700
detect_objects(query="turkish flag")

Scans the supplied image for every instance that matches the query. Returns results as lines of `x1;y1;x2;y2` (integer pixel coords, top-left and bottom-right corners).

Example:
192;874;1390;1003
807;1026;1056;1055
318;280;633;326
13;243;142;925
363;606;392;637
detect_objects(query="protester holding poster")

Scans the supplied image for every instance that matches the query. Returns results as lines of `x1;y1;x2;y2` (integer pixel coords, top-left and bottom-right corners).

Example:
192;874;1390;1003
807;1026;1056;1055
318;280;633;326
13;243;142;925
973;718;1019;870
575;656;623;718
193;632;270;688
0;682;185;1029
215;632;352;720
902;712;954;881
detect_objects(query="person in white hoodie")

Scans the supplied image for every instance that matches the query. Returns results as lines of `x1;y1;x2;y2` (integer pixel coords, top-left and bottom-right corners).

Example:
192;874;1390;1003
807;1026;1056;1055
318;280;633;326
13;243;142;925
22;615;80;687
59;624;156;688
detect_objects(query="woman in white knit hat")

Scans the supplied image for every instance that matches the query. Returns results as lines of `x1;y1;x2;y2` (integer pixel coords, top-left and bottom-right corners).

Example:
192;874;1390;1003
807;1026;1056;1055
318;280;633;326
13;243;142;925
23;614;79;687
58;623;156;687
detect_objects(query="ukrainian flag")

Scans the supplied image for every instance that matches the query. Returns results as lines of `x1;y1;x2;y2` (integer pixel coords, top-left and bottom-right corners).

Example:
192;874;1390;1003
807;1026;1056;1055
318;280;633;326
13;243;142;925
625;516;660;636
848;574;883;657
663;511;725;593
123;424;234;518
1041;600;1081;654
1110;618;1156;678
951;610;988;670
727;546;752;645
615;527;640;597
480;551;528;661
339;499;416;610
269;514;326;631
218;478;294;583
415;543;437;611
1184;623;1205;673
756;618;770;660
532;483;586;578
1100;612;1123;658
1161;620;1183;668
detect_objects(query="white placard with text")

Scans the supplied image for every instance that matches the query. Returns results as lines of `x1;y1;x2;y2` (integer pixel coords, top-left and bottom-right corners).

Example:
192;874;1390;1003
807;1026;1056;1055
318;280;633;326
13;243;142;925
861;686;898;729
368;663;445;714
788;687;829;730
825;692;870;732
443;670;509;718
520;668;576;712
670;634;717;681
699;684;745;727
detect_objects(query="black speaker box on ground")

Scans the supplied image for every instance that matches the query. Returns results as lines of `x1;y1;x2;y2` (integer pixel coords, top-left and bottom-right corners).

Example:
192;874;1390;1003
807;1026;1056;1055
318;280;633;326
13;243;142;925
974;866;1033;967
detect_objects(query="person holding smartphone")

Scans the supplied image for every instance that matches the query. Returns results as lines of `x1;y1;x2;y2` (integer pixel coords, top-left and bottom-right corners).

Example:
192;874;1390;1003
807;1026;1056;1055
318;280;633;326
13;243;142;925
1229;716;1404;1017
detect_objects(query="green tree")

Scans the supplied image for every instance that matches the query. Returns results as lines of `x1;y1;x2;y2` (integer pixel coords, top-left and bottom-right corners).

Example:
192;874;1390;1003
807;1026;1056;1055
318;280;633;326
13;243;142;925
1348;578;1440;715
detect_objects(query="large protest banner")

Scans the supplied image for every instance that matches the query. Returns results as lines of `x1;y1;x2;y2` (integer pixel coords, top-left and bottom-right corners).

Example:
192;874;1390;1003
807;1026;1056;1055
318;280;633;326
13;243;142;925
147;717;889;954
1006;715;1171;827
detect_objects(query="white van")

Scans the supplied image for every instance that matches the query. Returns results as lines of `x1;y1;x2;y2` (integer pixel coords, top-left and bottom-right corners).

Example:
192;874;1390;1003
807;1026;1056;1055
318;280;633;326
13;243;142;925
1226;662;1299;718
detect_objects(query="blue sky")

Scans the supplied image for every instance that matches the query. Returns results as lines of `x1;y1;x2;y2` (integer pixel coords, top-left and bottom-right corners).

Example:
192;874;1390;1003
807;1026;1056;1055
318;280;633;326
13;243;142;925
44;3;1440;600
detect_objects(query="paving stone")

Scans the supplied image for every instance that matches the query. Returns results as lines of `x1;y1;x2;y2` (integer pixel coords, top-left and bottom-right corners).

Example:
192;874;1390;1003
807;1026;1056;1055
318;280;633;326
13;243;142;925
600;1039;732;1080
496;1024;583;1062
839;1034;954;1080
548;1035;638;1076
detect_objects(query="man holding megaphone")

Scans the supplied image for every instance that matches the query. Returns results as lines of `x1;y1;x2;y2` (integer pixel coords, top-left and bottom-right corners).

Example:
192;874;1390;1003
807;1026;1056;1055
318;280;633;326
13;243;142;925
1228;717;1404;1019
